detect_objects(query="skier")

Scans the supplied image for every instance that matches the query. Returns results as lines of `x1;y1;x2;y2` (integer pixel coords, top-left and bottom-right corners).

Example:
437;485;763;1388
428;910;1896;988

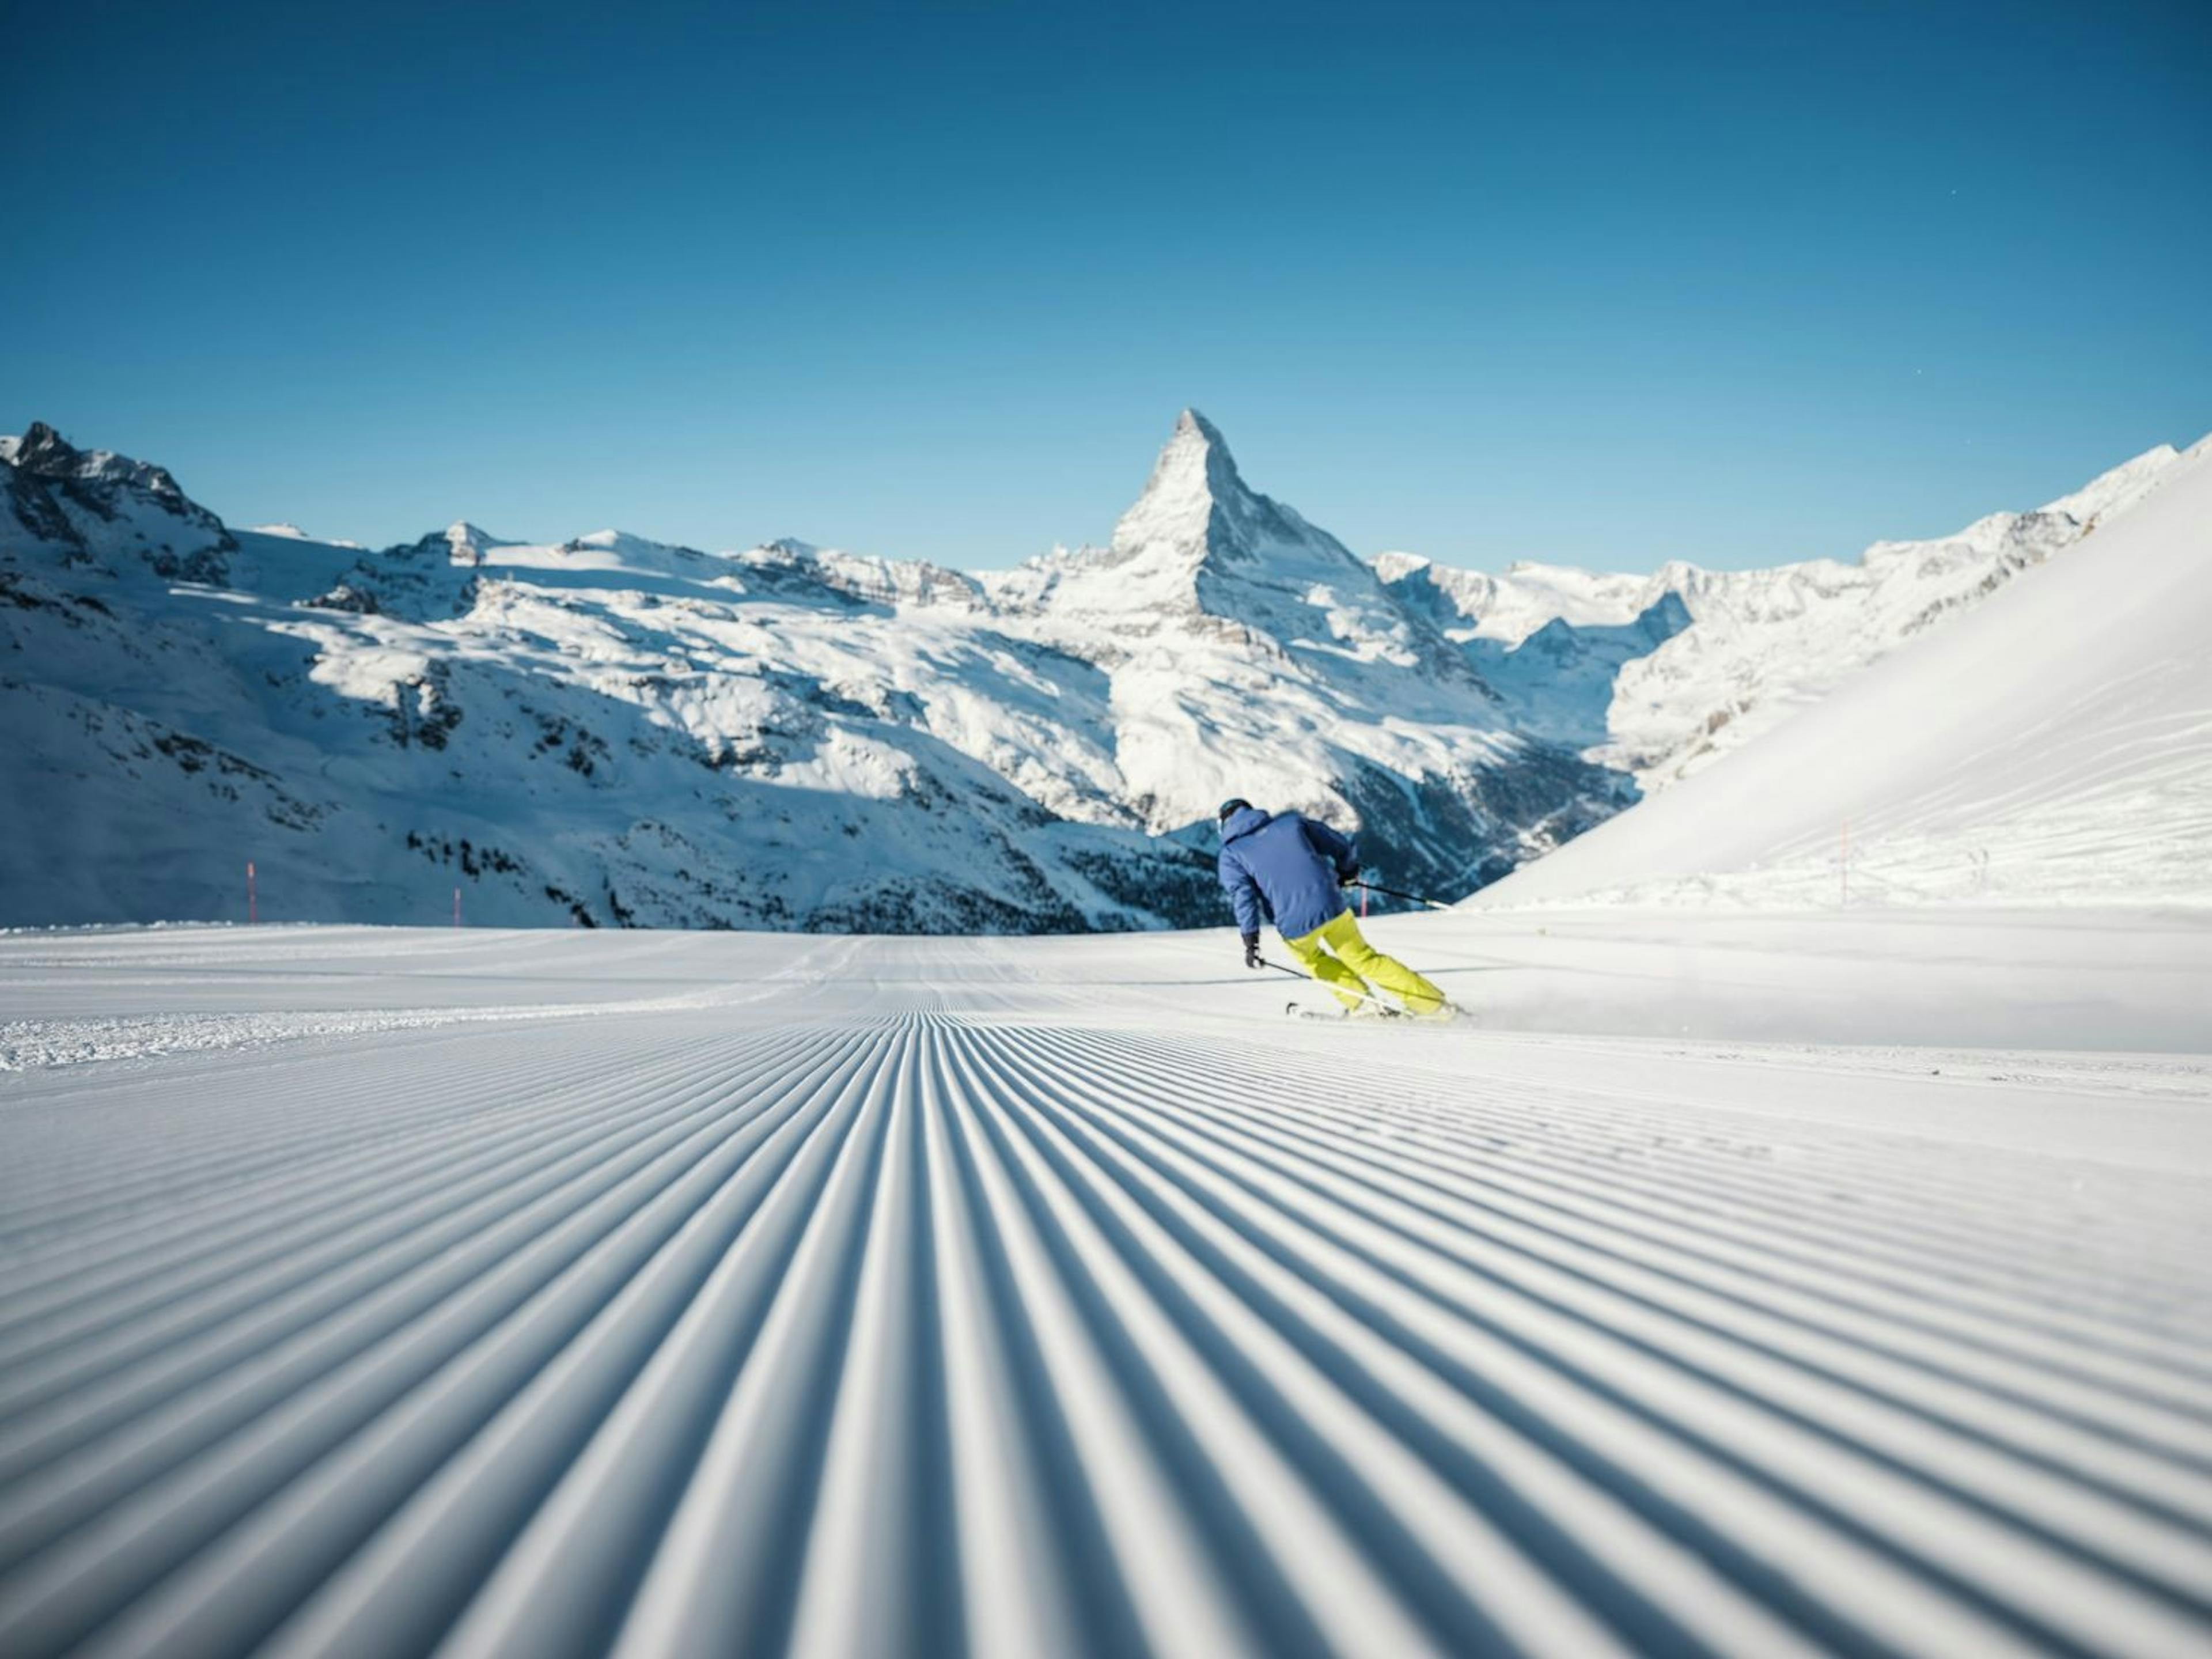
1216;798;1451;1017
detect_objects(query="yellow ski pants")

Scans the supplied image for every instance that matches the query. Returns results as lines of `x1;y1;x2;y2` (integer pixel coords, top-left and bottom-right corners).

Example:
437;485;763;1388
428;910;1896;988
1282;910;1446;1014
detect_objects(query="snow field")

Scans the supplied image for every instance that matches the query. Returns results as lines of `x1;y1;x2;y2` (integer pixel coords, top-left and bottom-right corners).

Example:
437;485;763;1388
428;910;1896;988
0;924;2208;1656
1476;434;2212;912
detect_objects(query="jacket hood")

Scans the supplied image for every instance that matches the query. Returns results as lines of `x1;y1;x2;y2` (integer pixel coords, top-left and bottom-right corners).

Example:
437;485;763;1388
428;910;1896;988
1220;805;1272;843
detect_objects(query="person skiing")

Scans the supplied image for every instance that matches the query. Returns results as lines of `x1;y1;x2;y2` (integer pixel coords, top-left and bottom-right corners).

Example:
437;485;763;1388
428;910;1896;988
1216;798;1451;1017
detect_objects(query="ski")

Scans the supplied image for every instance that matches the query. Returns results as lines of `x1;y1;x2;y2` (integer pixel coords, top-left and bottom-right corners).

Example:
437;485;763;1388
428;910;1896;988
1285;999;1468;1025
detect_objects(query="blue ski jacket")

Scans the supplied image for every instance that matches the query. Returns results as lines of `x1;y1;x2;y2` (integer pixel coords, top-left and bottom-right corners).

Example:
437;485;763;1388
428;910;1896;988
1218;806;1358;942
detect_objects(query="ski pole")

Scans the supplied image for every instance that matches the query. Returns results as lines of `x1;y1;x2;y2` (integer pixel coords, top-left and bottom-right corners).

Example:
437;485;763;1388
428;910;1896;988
1347;879;1453;911
1258;957;1398;1014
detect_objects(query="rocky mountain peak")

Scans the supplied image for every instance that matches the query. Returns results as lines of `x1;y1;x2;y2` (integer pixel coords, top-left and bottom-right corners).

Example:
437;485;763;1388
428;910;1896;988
1109;408;1256;562
998;410;1451;683
12;421;78;474
1;422;232;574
7;421;198;513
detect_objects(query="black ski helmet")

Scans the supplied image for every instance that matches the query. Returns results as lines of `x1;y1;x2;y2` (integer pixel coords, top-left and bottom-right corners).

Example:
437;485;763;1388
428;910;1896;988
1217;797;1251;824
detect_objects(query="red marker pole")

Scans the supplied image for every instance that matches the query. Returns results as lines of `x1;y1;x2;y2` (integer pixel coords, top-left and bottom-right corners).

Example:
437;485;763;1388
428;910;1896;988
453;886;461;928
247;860;257;926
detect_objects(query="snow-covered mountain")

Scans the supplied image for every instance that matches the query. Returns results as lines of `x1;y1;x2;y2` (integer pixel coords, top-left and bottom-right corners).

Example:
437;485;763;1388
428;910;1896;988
3;410;2196;930
1380;439;2194;787
1471;435;2212;909
0;414;1616;930
979;412;1621;890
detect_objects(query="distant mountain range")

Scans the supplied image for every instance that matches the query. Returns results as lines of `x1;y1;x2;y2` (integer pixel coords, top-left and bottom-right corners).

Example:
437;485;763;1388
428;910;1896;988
0;411;2194;929
1474;433;2212;911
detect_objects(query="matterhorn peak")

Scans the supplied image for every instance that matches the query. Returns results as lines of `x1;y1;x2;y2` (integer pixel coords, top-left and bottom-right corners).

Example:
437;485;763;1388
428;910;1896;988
1168;406;1233;459
1024;407;1429;666
1111;408;1253;560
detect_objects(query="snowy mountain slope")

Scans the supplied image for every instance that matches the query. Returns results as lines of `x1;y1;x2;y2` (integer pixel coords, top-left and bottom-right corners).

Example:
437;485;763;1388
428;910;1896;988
991;411;1452;668
984;412;1625;892
0;427;1207;932
1473;435;2212;909
6;410;2196;932
0;421;236;585
1380;438;2197;785
1;921;2206;1656
249;522;361;548
0;415;1617;930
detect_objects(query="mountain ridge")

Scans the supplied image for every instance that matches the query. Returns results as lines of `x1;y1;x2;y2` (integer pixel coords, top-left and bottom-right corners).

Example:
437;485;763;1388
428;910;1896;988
0;411;1614;929
1379;437;2198;785
2;411;2194;930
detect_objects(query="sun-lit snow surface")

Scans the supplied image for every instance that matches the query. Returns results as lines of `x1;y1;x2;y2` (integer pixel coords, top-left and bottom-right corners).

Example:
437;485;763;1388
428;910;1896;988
1472;435;2212;911
2;919;2208;1658
1378;436;2196;786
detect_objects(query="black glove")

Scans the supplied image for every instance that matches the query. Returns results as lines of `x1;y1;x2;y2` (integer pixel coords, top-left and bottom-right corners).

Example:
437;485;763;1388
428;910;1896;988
1339;864;1362;887
1243;934;1263;969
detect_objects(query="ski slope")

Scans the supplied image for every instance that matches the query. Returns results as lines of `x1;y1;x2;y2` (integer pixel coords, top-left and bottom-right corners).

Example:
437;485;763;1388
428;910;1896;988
2;919;2209;1657
1472;435;2212;911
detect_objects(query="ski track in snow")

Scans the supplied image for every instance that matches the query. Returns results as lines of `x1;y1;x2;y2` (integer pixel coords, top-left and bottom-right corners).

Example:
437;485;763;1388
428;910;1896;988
1;927;2209;1657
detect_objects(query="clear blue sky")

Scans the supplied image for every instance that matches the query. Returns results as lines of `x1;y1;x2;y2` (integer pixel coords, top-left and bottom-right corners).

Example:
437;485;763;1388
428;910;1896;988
9;0;2208;571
